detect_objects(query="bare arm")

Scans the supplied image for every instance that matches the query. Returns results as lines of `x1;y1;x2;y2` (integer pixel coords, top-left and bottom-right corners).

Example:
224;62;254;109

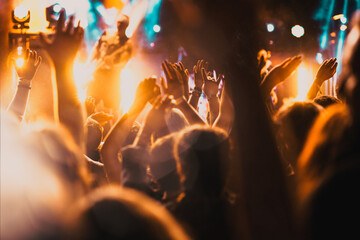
161;61;206;125
8;49;41;120
40;11;85;147
189;60;205;108
203;69;221;124
307;58;337;100
100;77;159;183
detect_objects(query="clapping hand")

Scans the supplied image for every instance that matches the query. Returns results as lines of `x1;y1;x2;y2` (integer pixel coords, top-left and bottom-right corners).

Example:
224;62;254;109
161;60;184;99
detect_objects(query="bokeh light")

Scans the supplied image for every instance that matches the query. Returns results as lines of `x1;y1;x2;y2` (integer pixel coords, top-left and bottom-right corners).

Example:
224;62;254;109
266;23;275;32
291;25;305;38
14;5;29;20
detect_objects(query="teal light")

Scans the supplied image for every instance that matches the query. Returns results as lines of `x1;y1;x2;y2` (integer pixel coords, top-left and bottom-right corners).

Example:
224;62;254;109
314;0;336;49
144;0;162;43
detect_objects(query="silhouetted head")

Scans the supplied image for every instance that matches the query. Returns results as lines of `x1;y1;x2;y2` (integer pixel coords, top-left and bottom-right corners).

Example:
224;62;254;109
174;125;230;197
71;186;190;240
275;101;323;169
313;95;342;108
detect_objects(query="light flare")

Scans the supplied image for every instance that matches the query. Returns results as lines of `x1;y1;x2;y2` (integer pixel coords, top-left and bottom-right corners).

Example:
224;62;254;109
73;59;95;102
296;64;314;101
124;0;149;38
119;59;142;113
14;5;29;20
16;58;25;68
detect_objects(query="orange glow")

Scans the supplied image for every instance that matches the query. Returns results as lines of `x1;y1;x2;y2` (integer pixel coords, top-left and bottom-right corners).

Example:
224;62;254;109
15;58;25;68
333;14;344;20
119;59;142;113
73;59;95;102
295;63;314;101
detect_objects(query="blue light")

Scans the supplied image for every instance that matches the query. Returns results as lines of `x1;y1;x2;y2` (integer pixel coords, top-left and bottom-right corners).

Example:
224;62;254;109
266;23;274;32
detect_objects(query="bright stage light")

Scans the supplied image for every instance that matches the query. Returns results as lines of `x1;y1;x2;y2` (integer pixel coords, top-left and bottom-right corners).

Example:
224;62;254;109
340;16;347;24
340;25;347;31
267;23;275;32
53;4;62;13
14;5;29;20
16;58;25;68
316;53;323;64
296;63;313;101
333;14;344;20
153;24;161;33
291;25;305;38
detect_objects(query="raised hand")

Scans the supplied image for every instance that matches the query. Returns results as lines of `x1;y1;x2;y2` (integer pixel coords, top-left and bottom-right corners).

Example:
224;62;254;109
13;49;41;81
193;60;206;89
261;56;302;96
89;112;114;126
85;96;96;116
40;10;84;66
307;58;338;100
129;77;160;115
315;58;337;84
203;70;222;99
174;62;190;99
161;60;184;99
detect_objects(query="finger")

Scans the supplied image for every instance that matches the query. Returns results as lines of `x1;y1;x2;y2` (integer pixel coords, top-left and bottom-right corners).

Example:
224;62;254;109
279;57;293;68
161;62;171;81
56;9;66;35
179;62;185;71
201;67;207;82
193;65;197;74
66;15;75;35
74;21;81;35
160;77;167;92
35;56;42;68
25;49;31;62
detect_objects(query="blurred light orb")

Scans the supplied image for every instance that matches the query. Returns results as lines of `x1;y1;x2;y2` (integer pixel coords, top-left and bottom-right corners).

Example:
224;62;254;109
153;24;161;33
340;16;347;24
53;4;62;13
266;23;275;32
340;25;347;31
16;58;24;68
14;5;29;20
291;25;305;38
316;53;323;64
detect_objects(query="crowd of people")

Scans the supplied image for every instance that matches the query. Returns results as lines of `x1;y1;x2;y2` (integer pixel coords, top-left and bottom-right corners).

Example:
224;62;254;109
2;7;360;240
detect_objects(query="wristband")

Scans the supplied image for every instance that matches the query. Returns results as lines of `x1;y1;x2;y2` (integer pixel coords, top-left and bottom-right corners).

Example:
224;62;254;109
192;86;202;95
17;78;32;89
174;96;186;105
207;94;218;100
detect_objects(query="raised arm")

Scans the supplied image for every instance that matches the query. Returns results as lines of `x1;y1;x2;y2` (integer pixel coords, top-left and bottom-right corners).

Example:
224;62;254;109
260;56;302;98
8;49;41;120
203;69;221;124
100;77;158;183
213;82;234;134
307;58;337;100
161;60;206;125
40;11;85;147
189;60;205;109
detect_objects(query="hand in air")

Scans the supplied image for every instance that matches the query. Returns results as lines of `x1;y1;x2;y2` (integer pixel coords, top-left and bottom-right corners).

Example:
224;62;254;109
13;49;41;80
40;10;84;65
263;56;302;86
203;70;222;99
315;58;337;84
161;60;184;99
174;62;190;99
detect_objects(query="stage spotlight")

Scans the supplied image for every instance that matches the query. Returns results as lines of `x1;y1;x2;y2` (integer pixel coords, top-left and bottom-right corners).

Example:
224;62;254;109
46;3;63;29
12;5;30;30
266;23;275;32
16;58;25;68
291;25;304;38
340;16;347;24
316;53;323;64
340;25;347;31
153;24;161;33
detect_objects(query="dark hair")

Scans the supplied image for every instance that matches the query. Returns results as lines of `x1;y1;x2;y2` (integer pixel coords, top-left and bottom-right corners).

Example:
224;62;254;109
313;95;342;108
71;186;190;240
